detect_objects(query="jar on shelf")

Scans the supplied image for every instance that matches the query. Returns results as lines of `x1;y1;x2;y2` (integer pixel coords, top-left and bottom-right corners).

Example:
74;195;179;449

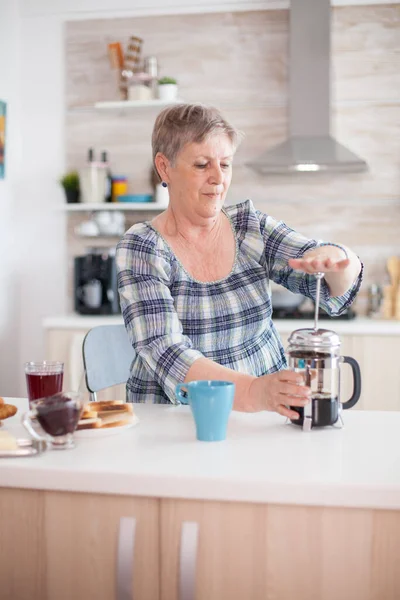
127;72;153;102
111;176;128;202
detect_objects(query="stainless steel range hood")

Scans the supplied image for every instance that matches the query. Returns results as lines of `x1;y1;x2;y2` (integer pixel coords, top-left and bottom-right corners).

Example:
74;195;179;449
248;0;368;174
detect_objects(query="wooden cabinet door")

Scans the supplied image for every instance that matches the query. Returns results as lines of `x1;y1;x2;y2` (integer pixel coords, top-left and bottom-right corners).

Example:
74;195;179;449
160;498;400;600
0;488;46;600
45;491;159;600
351;335;400;411
339;334;400;412
160;498;268;600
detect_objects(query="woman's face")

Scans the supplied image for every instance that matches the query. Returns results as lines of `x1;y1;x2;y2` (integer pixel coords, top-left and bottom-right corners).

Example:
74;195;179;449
161;134;234;221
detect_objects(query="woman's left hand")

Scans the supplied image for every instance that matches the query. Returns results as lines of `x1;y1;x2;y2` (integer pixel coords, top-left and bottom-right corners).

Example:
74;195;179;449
288;256;350;274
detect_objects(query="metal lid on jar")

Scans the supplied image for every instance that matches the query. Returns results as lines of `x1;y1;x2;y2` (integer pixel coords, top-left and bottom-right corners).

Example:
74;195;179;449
287;328;341;350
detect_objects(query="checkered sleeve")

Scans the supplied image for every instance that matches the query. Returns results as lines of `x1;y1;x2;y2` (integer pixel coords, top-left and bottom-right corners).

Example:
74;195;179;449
116;230;204;402
255;208;363;316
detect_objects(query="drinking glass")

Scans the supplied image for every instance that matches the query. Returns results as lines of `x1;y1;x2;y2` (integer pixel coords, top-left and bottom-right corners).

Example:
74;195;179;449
25;361;64;407
22;391;83;450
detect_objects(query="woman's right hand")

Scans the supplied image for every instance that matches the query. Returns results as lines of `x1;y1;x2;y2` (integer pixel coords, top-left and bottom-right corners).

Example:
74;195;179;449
246;370;311;418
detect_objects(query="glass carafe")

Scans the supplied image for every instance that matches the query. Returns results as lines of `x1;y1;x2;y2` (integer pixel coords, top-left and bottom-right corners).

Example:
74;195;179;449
287;328;361;430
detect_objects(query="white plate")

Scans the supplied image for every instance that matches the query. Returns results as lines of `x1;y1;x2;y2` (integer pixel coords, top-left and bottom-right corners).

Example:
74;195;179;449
74;416;139;439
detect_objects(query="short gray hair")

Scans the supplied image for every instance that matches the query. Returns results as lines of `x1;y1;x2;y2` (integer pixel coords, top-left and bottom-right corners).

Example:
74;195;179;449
152;103;242;171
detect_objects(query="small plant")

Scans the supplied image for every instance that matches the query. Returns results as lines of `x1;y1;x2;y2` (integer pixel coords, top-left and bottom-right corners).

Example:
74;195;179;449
60;170;80;203
60;170;80;191
158;76;177;85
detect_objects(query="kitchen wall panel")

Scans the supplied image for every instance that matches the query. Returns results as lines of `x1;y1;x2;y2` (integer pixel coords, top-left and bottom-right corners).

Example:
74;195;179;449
333;5;400;102
65;5;400;312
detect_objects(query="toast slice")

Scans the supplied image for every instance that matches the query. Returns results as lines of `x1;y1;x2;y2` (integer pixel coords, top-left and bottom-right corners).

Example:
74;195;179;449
97;404;133;418
101;417;134;429
81;408;98;420
81;401;127;420
85;400;125;412
76;417;102;430
78;401;135;430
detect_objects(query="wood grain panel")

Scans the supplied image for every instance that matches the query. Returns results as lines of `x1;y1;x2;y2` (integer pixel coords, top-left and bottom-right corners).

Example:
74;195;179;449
45;490;160;600
333;5;400;102
65;11;289;108
160;498;267;600
0;488;46;600
265;504;374;600
371;509;400;600
161;498;400;600
351;335;400;411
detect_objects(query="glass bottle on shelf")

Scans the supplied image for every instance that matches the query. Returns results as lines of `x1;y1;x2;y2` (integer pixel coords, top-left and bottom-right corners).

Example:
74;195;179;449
80;148;107;204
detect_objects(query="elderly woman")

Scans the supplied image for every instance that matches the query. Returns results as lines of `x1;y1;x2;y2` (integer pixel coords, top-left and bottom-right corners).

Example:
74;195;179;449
116;104;362;418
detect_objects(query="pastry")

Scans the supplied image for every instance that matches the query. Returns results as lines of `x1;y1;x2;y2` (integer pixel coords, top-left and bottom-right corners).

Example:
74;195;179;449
0;403;17;420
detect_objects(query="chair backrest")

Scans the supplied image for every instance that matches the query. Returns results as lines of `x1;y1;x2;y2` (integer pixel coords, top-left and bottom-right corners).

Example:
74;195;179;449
82;324;135;393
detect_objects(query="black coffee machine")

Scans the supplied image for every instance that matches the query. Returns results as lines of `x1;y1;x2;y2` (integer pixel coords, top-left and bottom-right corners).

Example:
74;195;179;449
74;250;120;315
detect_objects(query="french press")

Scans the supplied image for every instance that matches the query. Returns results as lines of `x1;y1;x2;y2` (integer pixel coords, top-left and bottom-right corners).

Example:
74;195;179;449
287;273;362;431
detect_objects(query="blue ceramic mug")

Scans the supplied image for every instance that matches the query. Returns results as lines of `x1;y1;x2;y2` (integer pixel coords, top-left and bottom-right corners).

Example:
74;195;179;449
175;380;235;442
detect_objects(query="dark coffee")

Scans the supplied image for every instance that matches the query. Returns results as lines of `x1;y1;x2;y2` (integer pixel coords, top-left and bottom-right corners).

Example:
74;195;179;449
290;393;339;428
289;351;332;359
36;395;81;437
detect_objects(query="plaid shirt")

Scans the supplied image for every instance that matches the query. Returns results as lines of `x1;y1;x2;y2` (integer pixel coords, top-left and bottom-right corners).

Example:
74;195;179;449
116;199;362;404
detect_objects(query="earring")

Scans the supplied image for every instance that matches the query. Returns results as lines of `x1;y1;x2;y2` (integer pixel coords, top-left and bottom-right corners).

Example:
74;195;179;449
161;181;168;188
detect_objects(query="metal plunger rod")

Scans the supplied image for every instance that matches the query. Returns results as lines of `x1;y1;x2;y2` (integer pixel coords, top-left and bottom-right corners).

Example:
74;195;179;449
314;272;325;395
313;272;325;331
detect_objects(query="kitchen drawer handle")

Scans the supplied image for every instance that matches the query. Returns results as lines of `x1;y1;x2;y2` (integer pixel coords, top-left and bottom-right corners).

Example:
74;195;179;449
179;521;199;600
117;516;136;600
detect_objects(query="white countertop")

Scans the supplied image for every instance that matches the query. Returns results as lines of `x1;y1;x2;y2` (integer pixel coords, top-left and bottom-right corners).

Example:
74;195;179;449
1;399;400;510
42;314;400;335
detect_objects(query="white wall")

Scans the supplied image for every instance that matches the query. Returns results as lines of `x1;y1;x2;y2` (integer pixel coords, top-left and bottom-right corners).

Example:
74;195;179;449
0;0;21;395
15;11;67;394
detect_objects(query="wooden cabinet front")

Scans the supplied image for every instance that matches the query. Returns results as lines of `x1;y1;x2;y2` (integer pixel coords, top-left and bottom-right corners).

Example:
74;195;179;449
160;498;268;600
160;498;400;600
0;488;46;600
0;489;159;600
1;488;400;600
44;491;159;600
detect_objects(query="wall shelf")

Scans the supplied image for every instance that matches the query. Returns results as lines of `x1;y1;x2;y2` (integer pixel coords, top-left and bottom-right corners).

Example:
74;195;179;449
61;202;165;212
68;98;184;113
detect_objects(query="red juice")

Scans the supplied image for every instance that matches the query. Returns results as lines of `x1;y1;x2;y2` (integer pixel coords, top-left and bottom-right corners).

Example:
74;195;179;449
26;372;64;404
